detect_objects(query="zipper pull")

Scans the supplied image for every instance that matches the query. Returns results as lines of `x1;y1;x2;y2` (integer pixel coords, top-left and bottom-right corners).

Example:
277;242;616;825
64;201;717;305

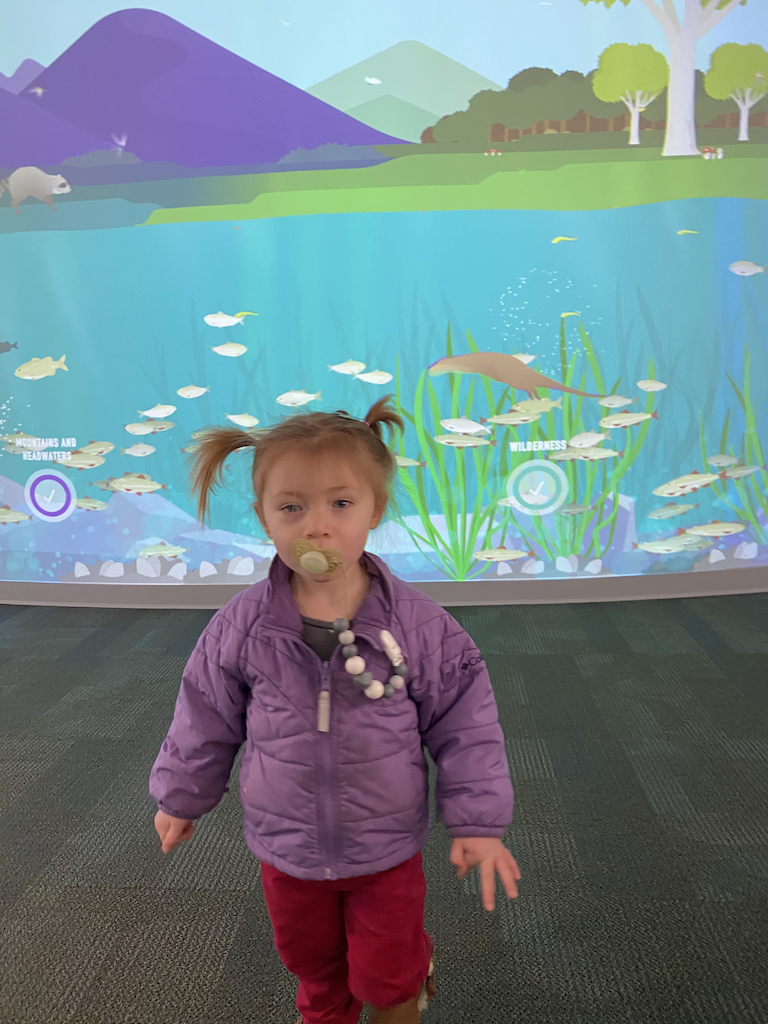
317;690;330;732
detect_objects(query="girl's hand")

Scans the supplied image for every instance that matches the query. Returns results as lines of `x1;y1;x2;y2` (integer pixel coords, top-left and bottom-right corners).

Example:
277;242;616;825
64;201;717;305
450;837;521;912
154;809;195;854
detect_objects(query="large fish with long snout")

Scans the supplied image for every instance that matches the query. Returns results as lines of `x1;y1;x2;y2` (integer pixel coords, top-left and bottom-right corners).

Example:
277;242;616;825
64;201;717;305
428;353;603;399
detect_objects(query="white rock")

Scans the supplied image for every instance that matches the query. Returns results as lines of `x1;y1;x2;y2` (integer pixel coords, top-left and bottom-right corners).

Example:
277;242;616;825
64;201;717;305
101;561;124;577
229;556;254;576
734;541;758;560
708;549;726;564
136;557;158;578
556;555;578;574
584;559;602;575
167;561;187;580
521;558;545;575
227;556;242;574
199;560;217;578
74;561;90;578
497;561;513;576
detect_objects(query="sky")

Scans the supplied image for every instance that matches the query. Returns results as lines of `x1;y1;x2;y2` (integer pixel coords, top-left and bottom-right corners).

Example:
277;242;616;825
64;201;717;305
0;0;764;85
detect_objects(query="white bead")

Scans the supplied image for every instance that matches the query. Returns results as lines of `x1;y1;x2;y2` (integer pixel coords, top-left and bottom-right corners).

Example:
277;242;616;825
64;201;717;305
345;656;365;675
365;679;385;699
389;676;405;690
338;630;355;645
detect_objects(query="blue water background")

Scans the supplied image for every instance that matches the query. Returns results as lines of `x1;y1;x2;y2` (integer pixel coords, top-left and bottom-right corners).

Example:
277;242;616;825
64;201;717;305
0;197;766;574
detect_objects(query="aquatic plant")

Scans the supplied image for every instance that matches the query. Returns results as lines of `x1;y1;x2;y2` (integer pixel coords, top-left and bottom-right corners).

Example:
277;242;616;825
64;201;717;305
390;319;658;580
700;345;768;542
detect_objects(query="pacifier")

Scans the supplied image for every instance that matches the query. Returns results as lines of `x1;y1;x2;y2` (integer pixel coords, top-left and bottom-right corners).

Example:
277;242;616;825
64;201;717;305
290;538;345;576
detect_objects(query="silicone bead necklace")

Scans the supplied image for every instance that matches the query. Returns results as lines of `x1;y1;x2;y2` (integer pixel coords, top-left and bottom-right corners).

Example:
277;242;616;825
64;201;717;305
332;618;408;700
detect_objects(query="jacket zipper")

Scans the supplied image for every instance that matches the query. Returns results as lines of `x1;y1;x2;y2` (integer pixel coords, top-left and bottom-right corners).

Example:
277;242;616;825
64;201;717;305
264;625;388;882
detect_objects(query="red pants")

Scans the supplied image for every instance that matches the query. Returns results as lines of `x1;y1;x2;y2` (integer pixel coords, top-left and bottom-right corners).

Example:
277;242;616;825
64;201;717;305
260;852;433;1024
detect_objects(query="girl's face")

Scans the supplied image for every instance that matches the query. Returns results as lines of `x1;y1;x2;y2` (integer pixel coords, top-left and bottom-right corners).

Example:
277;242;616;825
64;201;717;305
254;449;384;582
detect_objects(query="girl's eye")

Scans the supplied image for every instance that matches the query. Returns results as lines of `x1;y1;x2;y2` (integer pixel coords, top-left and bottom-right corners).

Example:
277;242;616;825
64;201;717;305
281;500;352;513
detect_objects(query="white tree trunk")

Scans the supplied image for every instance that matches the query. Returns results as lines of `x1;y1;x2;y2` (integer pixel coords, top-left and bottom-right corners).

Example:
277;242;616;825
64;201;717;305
737;99;750;142
662;27;699;156
630;106;641;145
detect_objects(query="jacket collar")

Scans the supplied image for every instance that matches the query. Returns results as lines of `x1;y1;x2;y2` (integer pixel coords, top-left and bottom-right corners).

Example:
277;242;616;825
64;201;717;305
261;549;396;640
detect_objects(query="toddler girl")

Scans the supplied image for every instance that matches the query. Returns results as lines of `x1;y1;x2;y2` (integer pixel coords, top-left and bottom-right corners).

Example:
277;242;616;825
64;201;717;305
150;396;521;1024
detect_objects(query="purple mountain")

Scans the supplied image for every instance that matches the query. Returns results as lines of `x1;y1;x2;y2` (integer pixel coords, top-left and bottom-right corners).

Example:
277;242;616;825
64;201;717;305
0;89;111;169
21;7;408;168
0;59;46;95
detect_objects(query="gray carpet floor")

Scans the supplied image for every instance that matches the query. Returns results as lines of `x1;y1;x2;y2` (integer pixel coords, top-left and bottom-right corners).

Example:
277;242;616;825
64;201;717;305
1;595;767;1024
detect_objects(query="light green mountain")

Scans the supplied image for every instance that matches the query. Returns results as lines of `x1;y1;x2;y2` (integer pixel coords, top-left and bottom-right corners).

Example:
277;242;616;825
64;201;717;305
344;95;440;143
306;40;502;141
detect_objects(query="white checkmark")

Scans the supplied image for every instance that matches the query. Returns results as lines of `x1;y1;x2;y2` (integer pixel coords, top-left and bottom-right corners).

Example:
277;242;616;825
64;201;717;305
43;488;55;504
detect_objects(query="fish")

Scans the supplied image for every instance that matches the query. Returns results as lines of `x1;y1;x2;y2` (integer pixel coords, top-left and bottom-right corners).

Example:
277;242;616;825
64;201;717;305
439;417;490;435
356;370;393;384
706;454;739;468
276;389;321;407
481;411;541;426
728;261;766;276
434;434;496;448
14;355;67;380
598;394;635;408
560;312;580;318
513;397;562;413
177;385;210;399
551;237;577;243
599;411;658;429
138;404;176;419
0;341;18;354
723;464;763;479
75;496;108;511
328;360;365;376
121;443;156;457
124;420;174;435
473;545;535;561
138;541;187;559
0;505;33;525
652;470;726;497
106;472;165;494
636;379;667;392
512;353;537;364
212;342;247;357
395;455;426;468
682;521;746;538
678;535;713;550
635;537;689;554
3;443;25;455
567;431;607;448
226;413;260;428
677;230;699;235
428;352;602;400
204;310;258;327
78;441;114;456
1;432;42;446
547;448;586;461
573;446;620;461
647;502;699;520
89;479;112;491
556;503;594;516
54;452;105;471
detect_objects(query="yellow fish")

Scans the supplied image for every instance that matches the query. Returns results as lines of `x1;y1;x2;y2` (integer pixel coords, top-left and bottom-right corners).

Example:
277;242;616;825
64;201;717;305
14;355;68;380
75;496;108;511
473;545;535;562
683;521;746;538
677;230;698;235
551;236;577;244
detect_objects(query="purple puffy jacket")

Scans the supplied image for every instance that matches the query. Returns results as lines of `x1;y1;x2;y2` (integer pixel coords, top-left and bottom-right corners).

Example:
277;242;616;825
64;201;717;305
149;550;514;880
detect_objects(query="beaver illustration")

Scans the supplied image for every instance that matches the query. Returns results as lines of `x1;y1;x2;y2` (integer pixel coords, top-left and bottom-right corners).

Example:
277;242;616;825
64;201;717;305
0;167;72;214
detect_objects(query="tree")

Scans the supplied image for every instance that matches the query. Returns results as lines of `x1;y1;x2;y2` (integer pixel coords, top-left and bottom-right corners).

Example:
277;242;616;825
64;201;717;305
704;43;768;140
593;43;669;143
579;0;753;156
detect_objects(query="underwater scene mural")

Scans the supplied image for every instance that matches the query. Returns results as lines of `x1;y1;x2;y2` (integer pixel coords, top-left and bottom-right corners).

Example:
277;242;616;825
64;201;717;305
0;3;766;589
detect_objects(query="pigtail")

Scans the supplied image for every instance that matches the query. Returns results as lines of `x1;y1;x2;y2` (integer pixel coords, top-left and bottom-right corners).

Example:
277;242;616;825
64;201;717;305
186;426;260;527
363;395;404;443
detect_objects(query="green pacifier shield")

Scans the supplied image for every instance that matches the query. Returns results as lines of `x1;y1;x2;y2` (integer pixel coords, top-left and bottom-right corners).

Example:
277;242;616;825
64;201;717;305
505;460;569;516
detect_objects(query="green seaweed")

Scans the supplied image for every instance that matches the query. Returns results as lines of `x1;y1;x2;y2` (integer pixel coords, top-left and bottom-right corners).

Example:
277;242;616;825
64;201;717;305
389;319;657;580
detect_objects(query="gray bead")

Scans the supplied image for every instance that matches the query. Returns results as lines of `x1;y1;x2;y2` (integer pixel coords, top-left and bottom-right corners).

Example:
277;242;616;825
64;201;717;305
352;671;373;691
383;683;395;698
333;618;349;632
393;663;408;677
342;644;358;658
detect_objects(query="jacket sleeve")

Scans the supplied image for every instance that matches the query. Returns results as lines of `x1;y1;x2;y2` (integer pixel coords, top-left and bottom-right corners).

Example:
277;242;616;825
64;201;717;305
409;613;514;840
148;610;248;820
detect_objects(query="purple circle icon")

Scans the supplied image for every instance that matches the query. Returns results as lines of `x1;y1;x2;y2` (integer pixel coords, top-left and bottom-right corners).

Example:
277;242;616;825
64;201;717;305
24;470;77;523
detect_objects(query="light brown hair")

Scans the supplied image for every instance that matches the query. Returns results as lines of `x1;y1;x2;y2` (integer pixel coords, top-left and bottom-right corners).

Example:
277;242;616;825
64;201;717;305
186;395;405;527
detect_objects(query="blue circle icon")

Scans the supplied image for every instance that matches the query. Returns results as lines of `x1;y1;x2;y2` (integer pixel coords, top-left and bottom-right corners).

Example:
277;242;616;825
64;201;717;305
502;459;569;517
25;470;77;523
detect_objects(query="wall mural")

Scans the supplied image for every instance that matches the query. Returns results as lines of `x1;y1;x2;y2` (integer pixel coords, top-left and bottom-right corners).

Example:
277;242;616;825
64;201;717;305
0;2;766;589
